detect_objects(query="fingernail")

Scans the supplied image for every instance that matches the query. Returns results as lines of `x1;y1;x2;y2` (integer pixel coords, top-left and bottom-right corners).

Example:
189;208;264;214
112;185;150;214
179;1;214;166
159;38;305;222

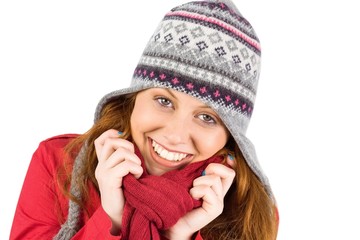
201;170;206;176
228;154;234;160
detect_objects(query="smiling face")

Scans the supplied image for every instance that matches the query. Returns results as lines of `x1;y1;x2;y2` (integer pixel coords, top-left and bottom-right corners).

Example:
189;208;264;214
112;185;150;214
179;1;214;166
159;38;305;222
130;88;229;176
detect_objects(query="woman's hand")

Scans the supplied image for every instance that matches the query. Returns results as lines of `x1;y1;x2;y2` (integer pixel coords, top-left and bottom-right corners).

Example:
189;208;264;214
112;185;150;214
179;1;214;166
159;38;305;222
163;155;236;240
94;129;143;234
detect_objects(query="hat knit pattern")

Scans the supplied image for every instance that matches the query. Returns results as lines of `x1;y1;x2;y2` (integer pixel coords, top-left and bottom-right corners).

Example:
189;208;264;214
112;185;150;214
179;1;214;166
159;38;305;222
95;0;272;197
132;0;260;133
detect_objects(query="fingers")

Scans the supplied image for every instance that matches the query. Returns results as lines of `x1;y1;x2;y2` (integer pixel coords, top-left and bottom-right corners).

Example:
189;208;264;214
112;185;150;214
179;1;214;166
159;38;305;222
189;163;235;217
111;157;143;179
94;129;134;162
190;185;223;218
94;130;143;229
168;162;237;237
192;174;223;199
95;156;144;184
104;147;141;169
94;129;143;180
226;154;236;169
201;162;236;197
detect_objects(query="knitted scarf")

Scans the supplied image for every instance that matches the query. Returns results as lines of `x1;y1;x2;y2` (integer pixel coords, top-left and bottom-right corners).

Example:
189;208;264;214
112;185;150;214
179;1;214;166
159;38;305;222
53;145;223;240
121;147;223;239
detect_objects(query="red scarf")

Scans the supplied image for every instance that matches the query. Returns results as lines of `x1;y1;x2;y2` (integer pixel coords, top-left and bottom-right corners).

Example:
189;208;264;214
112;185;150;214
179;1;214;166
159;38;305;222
121;147;223;240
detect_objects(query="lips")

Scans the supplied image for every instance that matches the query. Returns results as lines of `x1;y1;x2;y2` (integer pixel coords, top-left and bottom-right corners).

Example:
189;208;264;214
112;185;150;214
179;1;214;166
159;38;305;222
151;139;189;162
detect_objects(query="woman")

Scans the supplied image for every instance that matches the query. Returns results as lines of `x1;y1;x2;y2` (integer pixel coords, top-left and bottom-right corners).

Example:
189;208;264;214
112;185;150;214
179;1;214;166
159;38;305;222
10;0;279;239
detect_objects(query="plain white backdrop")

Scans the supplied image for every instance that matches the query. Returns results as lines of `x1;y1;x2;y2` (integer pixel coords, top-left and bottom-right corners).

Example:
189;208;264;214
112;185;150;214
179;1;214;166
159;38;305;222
1;0;359;239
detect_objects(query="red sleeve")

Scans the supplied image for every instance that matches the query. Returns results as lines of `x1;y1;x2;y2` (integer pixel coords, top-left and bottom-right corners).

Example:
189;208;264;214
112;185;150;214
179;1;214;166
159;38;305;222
9;135;122;240
71;207;121;240
10;136;67;239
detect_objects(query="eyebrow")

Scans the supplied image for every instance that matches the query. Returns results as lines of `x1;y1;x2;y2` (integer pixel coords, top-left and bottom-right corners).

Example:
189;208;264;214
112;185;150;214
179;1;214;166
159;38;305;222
164;88;178;100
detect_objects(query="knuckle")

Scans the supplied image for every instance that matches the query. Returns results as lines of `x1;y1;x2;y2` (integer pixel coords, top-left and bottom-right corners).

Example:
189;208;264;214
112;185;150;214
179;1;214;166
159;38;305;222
103;138;112;146
94;168;103;181
121;159;132;169
215;203;224;215
229;168;236;178
206;163;217;171
204;186;213;195
94;137;101;147
125;141;135;152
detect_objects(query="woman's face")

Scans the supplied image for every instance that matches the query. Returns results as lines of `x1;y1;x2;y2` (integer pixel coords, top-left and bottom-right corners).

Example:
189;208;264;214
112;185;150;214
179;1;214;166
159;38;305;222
130;88;229;176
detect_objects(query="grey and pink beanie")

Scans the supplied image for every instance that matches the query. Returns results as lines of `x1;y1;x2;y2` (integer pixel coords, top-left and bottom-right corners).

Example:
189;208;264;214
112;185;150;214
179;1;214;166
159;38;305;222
95;0;273;198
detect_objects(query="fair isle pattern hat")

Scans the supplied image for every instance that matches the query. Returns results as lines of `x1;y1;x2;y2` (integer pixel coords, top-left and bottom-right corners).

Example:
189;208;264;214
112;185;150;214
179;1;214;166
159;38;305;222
94;0;273;198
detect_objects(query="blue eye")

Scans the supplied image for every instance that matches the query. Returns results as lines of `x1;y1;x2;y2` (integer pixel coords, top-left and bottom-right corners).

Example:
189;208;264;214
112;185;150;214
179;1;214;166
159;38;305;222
198;114;216;124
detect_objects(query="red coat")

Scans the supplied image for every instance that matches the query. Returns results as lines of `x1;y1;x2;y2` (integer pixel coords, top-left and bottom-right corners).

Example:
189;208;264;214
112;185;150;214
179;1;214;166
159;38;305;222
10;134;203;240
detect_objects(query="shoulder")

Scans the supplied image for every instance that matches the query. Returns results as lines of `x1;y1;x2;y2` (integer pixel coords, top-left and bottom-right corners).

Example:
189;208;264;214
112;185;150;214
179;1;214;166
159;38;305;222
32;134;80;168
20;134;82;195
41;133;80;145
38;133;80;151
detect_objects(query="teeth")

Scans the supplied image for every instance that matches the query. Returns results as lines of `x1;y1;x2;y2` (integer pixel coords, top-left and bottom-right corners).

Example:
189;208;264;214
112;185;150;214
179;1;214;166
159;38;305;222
152;140;188;161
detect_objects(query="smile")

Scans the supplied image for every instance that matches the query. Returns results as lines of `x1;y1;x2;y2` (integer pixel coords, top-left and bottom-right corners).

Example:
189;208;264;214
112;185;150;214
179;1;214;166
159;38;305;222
152;140;189;161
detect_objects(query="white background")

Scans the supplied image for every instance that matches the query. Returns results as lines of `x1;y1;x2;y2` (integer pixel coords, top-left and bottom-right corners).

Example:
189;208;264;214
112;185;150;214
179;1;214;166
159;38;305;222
1;0;359;239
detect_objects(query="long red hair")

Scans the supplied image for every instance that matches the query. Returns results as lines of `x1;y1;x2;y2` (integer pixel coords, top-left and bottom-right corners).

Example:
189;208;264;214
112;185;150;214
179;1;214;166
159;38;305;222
57;93;278;239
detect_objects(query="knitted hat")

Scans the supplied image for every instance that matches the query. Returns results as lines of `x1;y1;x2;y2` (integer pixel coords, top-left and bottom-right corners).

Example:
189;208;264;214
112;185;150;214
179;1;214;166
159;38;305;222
94;0;273;198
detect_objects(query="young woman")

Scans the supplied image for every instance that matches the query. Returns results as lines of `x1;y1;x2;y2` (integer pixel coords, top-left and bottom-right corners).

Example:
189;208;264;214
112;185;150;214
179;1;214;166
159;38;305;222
10;0;279;239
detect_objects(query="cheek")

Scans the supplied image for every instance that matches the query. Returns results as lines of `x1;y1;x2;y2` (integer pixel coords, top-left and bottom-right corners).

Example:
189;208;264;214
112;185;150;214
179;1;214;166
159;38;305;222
130;104;162;134
131;107;150;132
196;130;228;156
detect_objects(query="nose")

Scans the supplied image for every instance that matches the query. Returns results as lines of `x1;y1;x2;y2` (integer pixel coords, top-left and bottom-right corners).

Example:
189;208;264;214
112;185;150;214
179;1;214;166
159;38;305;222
163;114;191;145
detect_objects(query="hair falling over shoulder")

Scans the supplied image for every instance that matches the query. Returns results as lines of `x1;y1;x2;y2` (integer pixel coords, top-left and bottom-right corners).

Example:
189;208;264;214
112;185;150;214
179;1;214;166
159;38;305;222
56;93;278;239
56;94;137;215
202;144;279;240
